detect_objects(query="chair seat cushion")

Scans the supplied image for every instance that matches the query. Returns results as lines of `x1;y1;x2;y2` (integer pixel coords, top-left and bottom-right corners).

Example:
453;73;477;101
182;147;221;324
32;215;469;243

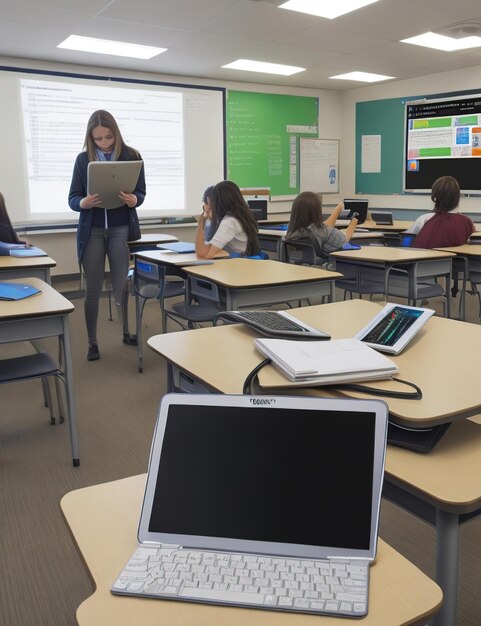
0;353;59;383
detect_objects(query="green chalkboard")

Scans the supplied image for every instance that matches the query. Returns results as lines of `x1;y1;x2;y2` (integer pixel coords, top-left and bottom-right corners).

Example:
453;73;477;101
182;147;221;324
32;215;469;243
355;97;407;194
227;91;319;197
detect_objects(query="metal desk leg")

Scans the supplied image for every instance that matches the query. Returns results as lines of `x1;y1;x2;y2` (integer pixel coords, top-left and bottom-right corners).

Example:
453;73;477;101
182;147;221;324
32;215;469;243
434;509;459;626
61;317;80;467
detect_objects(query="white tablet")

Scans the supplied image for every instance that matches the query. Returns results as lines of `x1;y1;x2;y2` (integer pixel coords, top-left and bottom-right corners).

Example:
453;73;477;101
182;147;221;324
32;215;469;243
87;160;142;209
354;303;434;354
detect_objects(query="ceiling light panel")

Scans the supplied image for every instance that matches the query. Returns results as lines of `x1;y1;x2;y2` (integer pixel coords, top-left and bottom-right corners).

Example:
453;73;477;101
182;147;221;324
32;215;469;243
401;31;481;51
58;35;166;59
329;71;395;82
222;59;305;75
279;0;380;20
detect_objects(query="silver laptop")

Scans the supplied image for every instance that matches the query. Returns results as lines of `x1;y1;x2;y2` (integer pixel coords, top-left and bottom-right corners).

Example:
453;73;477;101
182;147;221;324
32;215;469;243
112;393;388;618
87;160;142;209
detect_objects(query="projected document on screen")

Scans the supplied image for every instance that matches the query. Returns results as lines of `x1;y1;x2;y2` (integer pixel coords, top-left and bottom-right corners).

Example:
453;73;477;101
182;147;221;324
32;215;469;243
0;68;224;224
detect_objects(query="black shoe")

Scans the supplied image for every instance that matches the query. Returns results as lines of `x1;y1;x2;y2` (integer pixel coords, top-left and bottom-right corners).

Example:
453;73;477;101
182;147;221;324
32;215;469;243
123;333;138;346
87;344;100;361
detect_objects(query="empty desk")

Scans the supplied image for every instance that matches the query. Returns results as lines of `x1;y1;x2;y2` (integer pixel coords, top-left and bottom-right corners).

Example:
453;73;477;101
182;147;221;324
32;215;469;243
0;254;56;284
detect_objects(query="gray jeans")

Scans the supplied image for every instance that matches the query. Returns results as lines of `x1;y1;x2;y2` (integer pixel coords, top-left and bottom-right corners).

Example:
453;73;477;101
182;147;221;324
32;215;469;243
81;225;129;345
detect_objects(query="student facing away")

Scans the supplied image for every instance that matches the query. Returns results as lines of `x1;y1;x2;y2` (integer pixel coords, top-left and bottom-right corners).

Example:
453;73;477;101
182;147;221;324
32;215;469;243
286;191;359;256
413;176;474;248
196;180;260;258
68;109;146;362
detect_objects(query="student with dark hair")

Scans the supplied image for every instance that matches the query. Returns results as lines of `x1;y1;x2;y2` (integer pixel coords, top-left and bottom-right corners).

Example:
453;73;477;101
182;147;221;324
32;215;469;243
196;180;260;258
286;192;358;256
68;110;146;361
413;176;474;248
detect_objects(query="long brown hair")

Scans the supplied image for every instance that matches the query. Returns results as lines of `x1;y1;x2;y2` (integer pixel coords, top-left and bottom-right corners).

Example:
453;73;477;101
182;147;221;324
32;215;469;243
287;191;324;237
83;110;139;162
0;192;20;243
209;181;260;256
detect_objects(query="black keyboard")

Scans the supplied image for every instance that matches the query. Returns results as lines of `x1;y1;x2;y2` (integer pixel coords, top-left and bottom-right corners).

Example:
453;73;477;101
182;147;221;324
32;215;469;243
217;311;330;340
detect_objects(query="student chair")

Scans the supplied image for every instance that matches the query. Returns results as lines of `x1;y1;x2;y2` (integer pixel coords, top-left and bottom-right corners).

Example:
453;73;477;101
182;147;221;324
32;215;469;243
278;238;326;266
163;276;224;332
132;258;186;372
0;352;68;426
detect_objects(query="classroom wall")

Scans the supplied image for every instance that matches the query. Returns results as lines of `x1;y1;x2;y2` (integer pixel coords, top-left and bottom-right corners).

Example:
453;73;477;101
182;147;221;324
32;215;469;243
1;56;342;275
341;62;481;213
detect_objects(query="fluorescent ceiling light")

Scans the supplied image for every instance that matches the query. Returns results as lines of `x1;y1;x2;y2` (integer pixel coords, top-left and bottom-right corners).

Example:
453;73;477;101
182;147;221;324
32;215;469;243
280;0;379;20
401;31;481;51
58;35;166;60
329;71;395;82
222;59;305;75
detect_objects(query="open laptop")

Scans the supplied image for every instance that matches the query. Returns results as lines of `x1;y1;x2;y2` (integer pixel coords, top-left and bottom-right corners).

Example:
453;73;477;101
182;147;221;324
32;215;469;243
343;199;368;224
112;393;388;618
371;212;393;226
87;160;142;209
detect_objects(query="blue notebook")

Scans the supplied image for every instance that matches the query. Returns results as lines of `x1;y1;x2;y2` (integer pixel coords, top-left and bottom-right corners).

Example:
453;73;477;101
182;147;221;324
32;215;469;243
9;247;47;257
0;282;41;300
157;242;196;254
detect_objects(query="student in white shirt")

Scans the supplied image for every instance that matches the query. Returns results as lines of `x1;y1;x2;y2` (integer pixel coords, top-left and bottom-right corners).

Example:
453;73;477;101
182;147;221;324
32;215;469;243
196;180;260;258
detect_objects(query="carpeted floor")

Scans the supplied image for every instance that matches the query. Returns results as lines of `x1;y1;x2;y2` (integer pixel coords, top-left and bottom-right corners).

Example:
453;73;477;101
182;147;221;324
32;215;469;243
0;284;480;625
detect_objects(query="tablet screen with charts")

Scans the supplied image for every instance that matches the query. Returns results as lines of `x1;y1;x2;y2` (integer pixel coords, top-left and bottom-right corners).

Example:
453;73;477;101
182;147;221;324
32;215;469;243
354;303;434;354
87;161;142;209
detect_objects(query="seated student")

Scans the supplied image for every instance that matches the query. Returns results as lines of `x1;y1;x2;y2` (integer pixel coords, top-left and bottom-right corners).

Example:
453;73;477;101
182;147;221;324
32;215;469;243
196;180;260;258
0;192;29;245
286;192;359;256
413;176;475;248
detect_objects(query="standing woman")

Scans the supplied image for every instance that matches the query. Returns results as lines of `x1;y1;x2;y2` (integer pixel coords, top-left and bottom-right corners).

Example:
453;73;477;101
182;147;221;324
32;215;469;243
69;110;146;361
196;180;260;258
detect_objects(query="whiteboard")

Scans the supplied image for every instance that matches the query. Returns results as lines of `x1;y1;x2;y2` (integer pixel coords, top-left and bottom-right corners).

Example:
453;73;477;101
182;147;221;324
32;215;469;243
300;138;339;194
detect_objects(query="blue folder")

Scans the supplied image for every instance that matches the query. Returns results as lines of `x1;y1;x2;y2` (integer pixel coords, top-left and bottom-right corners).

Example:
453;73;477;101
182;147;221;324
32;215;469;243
0;282;41;300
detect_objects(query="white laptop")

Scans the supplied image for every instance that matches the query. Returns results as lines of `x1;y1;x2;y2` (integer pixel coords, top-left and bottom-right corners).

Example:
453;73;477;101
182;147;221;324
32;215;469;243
87;160;142;209
112;393;388;618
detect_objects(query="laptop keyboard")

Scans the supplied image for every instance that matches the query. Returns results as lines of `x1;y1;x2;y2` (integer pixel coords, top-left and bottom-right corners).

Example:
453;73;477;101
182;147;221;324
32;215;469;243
112;545;369;617
236;311;309;331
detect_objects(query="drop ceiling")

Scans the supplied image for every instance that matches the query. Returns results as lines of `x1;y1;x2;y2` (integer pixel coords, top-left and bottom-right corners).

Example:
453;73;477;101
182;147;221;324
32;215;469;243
1;0;481;90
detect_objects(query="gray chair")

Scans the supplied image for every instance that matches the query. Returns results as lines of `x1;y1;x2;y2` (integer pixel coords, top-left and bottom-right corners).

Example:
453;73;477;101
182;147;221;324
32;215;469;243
0;351;68;426
163;275;223;331
132;258;186;372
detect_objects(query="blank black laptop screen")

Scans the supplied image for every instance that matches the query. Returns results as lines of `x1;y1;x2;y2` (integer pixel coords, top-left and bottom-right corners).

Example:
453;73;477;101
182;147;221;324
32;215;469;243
149;404;375;550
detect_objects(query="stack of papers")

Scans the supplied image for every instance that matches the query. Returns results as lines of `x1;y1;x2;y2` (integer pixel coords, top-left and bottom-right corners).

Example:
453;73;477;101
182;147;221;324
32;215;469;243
0;242;47;257
255;337;398;385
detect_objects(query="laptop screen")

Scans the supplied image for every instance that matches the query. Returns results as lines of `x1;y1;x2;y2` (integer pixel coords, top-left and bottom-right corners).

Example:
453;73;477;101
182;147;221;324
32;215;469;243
140;395;388;560
343;199;368;223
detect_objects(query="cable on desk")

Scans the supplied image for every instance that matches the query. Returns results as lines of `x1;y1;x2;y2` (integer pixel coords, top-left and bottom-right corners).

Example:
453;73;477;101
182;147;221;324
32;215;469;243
242;358;272;394
336;377;422;400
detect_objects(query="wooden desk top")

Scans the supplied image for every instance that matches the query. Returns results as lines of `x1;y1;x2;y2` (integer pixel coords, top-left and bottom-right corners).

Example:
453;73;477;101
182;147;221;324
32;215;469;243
360;219;412;232
134;249;229;266
61;474;441;626
148;299;481;426
127;233;178;245
258;229;384;241
0;255;56;270
330;246;455;263
386;419;481;514
183;258;342;287
435;244;481;257
0;277;74;320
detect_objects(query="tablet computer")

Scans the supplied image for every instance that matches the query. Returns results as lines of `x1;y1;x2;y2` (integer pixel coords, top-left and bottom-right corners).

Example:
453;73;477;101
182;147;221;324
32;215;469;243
354;303;434;354
87;160;142;209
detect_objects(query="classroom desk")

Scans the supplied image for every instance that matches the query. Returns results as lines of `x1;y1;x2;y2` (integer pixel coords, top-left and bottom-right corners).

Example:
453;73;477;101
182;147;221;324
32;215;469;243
335;219;412;232
182;258;342;310
127;232;179;253
147;299;481;427
329;247;454;315
0;278;79;465
257;228;384;258
61;473;442;626
434;243;481;321
0;254;56;284
147;299;481;626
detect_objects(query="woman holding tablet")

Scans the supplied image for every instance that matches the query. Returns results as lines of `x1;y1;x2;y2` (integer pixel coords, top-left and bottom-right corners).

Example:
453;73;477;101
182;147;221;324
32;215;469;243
196;180;260;258
68;110;146;361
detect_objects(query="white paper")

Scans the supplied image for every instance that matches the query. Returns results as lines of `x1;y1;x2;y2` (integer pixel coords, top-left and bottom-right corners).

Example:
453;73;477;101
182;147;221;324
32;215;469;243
361;135;381;173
